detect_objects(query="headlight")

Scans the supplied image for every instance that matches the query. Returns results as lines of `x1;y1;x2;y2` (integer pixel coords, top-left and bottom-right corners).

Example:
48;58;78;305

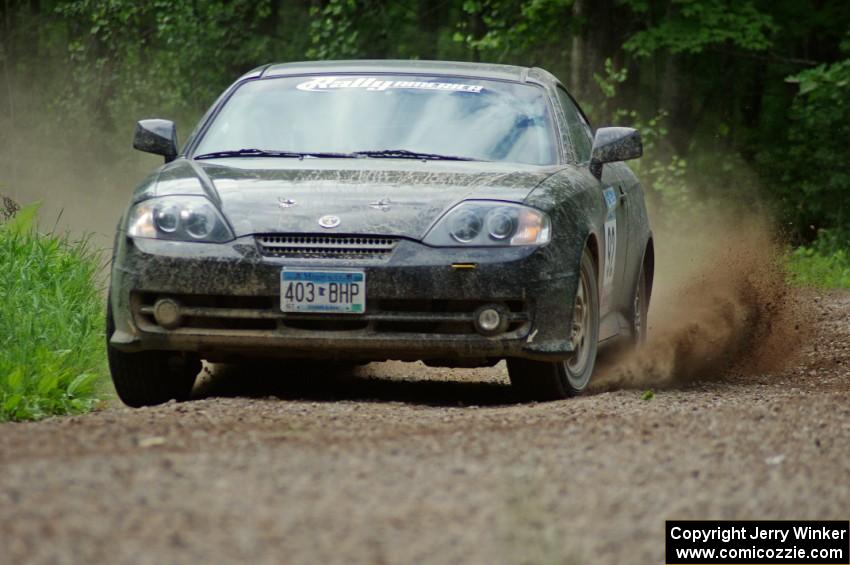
485;208;517;240
127;196;233;243
424;201;551;247
449;208;484;243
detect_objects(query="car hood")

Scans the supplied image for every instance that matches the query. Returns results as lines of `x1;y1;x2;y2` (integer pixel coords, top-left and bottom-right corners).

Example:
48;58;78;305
144;158;556;239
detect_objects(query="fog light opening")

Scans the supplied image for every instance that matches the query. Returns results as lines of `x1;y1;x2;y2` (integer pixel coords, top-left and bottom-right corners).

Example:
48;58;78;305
153;298;183;329
474;304;509;336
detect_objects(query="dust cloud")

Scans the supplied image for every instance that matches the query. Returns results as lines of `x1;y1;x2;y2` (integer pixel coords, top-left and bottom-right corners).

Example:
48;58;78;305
0;77;177;249
594;207;808;390
0;139;161;250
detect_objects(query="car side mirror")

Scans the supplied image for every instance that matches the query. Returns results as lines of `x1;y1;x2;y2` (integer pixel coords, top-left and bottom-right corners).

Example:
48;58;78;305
589;127;642;178
133;119;178;162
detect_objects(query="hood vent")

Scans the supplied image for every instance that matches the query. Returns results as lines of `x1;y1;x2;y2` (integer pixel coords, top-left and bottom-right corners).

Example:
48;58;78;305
256;234;399;260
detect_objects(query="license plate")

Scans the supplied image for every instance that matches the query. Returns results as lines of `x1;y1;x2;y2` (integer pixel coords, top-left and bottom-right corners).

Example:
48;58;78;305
281;269;366;314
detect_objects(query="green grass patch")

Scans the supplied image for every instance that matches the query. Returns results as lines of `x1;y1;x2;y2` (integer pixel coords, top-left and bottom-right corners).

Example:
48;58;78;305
787;237;850;290
0;203;108;422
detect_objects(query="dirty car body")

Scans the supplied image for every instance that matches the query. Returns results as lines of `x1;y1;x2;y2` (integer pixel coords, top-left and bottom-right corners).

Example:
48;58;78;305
107;60;654;406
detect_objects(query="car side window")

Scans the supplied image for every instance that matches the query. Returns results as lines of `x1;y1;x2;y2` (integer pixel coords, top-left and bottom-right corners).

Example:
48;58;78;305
556;87;593;164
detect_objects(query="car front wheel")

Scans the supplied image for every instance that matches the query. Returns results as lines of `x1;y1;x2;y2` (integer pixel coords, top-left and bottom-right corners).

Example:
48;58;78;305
508;247;600;400
106;298;200;407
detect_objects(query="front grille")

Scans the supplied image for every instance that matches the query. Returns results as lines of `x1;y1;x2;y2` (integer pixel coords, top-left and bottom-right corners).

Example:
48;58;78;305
256;234;398;260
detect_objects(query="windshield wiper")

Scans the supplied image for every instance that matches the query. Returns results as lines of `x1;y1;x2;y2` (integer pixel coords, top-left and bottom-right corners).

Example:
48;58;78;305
195;148;301;160
194;148;357;160
354;149;479;162
194;148;478;162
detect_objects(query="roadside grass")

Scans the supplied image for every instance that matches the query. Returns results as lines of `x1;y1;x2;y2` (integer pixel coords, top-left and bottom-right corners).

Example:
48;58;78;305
0;203;108;422
786;240;850;291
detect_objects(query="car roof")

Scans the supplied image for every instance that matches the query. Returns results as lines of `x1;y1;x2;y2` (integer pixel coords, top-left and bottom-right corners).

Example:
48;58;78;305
242;60;559;86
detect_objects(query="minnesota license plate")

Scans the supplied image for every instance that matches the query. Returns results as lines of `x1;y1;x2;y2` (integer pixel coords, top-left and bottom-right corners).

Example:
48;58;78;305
281;269;366;314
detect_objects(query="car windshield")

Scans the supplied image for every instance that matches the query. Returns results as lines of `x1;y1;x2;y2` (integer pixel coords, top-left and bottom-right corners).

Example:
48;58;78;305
193;75;558;166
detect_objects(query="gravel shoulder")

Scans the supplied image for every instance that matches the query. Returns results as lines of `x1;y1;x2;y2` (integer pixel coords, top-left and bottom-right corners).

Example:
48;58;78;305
1;291;848;565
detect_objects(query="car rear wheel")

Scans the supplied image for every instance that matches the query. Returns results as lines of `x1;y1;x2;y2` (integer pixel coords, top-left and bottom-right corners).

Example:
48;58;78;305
508;247;600;400
106;297;200;407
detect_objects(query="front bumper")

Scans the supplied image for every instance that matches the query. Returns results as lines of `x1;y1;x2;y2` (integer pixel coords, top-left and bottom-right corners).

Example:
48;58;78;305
109;234;578;362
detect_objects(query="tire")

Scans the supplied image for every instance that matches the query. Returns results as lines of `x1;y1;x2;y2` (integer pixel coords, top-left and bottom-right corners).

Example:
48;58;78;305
631;263;649;346
508;247;600;400
106;296;200;407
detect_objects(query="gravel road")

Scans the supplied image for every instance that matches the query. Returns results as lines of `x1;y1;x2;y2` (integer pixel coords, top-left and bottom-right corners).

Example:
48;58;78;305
1;290;848;565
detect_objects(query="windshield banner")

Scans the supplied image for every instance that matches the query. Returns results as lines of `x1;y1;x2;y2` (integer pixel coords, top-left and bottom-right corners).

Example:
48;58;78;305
296;76;484;93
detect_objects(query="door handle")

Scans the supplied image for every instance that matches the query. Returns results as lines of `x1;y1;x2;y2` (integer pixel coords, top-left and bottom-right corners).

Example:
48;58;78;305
618;185;627;202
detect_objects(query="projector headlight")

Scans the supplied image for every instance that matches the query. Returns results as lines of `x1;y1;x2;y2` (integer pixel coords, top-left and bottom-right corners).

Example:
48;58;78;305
127;196;233;243
424;201;551;247
449;208;484;243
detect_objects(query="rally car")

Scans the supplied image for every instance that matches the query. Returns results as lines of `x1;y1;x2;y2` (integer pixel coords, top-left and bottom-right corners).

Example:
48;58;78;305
107;60;653;406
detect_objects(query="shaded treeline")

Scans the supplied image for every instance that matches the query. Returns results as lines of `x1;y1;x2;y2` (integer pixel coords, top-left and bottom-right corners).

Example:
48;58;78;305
0;0;848;242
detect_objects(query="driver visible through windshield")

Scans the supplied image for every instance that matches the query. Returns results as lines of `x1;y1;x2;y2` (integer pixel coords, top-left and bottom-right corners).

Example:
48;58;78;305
193;75;558;166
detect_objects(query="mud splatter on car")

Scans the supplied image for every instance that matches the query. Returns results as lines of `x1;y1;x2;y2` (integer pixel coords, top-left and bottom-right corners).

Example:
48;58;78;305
107;60;652;406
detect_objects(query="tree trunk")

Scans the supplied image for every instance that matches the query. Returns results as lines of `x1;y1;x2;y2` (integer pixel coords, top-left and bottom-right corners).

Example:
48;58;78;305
570;0;583;94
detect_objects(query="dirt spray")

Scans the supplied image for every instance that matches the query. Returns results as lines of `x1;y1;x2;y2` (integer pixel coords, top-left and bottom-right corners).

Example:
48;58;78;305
594;209;809;390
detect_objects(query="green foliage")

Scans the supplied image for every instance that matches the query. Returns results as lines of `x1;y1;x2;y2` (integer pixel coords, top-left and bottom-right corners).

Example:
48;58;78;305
590;59;692;217
786;230;850;290
454;0;574;58
593;58;628;100
55;0;277;132
0;204;107;421
621;0;776;57
787;247;850;290
307;0;360;60
764;57;850;241
307;0;456;61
